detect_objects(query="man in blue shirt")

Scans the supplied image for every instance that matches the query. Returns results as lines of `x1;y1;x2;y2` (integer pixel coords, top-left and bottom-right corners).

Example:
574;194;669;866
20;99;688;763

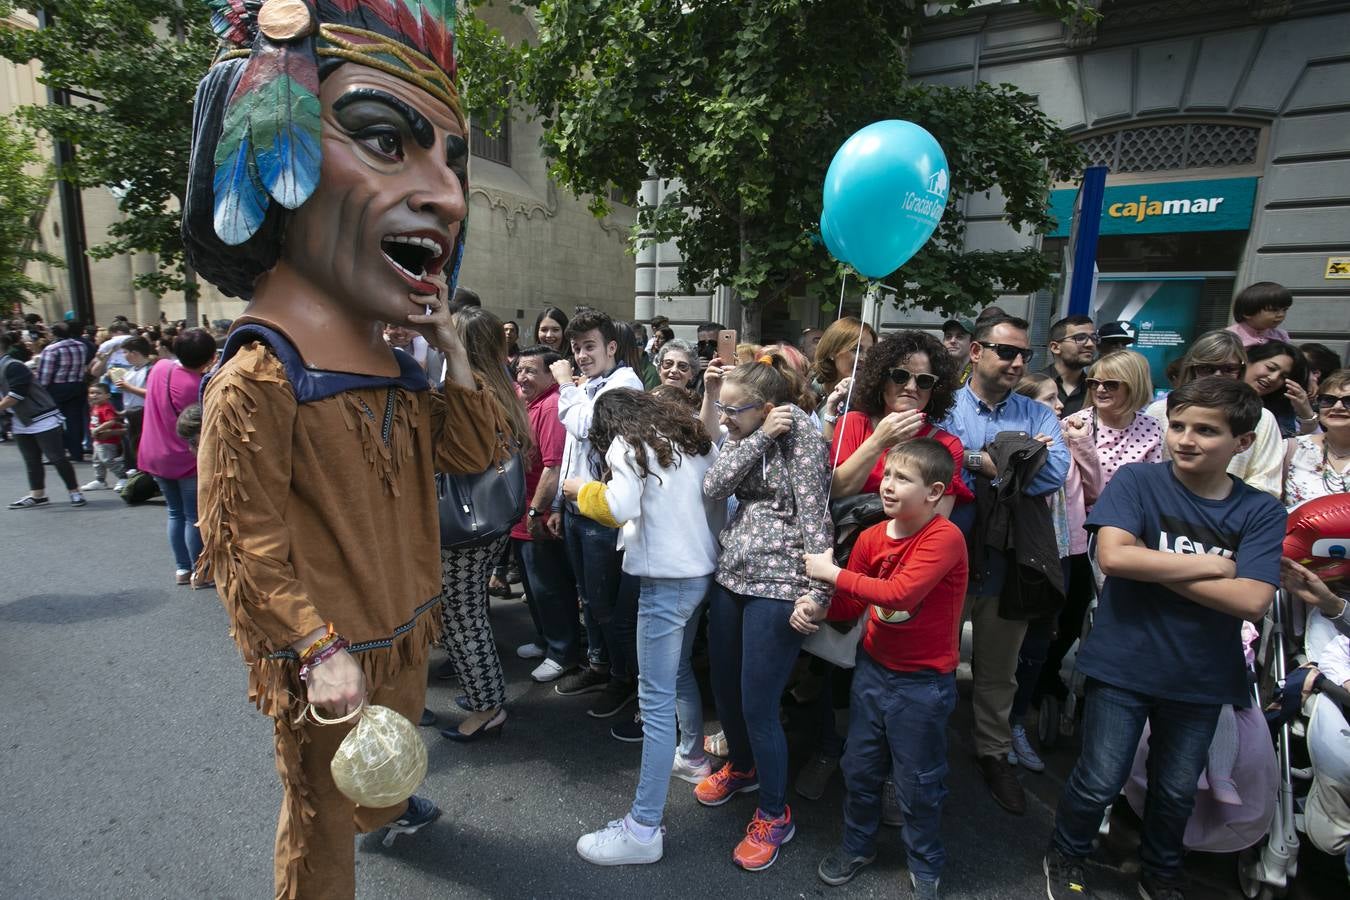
940;315;1068;816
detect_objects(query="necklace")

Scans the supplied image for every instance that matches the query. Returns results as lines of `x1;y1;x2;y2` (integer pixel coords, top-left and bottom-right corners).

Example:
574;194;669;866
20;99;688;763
1320;440;1350;493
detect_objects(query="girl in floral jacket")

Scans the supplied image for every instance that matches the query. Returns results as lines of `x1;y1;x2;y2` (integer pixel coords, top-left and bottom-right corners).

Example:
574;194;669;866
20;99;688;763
695;354;832;872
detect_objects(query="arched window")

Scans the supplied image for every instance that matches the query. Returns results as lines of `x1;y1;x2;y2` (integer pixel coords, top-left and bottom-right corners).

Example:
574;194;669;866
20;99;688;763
1076;122;1262;174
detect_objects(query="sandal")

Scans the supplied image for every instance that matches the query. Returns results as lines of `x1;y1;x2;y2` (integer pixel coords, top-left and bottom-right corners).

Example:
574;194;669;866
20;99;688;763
8;495;49;509
703;730;729;758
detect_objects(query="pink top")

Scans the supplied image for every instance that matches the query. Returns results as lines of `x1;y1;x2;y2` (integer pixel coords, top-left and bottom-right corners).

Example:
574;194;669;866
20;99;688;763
1062;408;1164;523
138;359;203;480
1227;321;1291;348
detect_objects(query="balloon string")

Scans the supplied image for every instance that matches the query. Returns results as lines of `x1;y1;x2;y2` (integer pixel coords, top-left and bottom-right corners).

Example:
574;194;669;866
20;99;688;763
826;313;867;504
836;274;847;321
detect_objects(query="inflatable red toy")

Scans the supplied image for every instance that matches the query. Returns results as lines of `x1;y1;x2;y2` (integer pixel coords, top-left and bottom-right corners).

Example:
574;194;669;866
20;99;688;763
1284;494;1350;583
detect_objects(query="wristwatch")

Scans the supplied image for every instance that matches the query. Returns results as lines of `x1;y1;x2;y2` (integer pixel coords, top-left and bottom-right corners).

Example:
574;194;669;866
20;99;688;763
964;450;984;471
527;506;541;519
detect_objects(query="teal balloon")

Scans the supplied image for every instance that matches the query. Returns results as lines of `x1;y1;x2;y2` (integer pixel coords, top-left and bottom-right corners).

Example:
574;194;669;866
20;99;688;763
822;120;949;279
820;209;853;264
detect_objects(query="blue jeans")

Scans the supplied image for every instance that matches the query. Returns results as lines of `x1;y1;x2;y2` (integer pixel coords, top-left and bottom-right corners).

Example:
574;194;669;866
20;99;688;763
630;575;710;827
706;586;805;818
841;653;957;883
1053;679;1221;884
154;475;201;572
562;509;627;676
515;537;582;667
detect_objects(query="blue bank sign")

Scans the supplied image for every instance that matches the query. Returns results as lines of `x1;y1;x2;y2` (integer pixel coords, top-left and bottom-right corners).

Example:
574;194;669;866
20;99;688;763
1049;177;1257;238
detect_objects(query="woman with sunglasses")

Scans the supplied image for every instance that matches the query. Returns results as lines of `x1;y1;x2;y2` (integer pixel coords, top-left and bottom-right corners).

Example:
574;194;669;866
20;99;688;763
1144;330;1285;499
1028;351;1163;753
829;331;970;511
1282;368;1350;508
654;339;699;392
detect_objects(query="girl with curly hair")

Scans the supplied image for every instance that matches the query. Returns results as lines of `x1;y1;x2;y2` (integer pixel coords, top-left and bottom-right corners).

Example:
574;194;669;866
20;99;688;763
828;331;971;512
563;388;723;866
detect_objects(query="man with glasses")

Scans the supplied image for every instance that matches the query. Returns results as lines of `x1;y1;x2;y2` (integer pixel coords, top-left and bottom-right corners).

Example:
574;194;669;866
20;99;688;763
940;315;1069;817
1041;315;1097;417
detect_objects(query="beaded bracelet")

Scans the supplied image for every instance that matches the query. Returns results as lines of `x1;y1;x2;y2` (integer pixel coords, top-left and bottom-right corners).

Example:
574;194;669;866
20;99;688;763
298;623;337;661
299;637;350;682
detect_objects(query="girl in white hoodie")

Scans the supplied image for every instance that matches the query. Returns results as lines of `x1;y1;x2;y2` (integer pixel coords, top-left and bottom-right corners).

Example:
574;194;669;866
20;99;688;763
563;388;723;866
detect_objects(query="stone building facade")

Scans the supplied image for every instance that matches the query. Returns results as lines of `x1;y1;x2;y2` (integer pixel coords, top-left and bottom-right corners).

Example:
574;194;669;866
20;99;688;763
889;0;1349;361
639;0;1348;362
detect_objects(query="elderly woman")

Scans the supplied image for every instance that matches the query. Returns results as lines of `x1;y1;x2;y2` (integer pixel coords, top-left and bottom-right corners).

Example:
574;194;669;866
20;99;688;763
655;339;698;391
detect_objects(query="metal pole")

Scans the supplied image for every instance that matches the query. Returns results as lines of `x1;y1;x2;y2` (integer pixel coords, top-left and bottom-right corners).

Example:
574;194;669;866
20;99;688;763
36;9;95;327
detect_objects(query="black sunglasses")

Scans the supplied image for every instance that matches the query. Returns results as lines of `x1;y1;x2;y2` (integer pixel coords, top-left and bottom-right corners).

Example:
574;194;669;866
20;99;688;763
1085;378;1122;393
978;341;1033;363
887;368;939;390
1316;394;1350;411
1193;363;1245;378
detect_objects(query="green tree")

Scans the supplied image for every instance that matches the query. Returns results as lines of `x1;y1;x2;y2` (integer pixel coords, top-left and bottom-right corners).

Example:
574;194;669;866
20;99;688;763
0;0;523;305
0;117;61;307
522;0;1091;317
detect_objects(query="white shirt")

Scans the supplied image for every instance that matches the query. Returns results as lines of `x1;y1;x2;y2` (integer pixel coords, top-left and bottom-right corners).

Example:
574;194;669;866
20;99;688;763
554;365;645;510
598;437;723;578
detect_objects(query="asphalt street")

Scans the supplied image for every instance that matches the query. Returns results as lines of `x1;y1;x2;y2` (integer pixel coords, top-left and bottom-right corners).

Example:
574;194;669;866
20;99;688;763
0;445;1339;899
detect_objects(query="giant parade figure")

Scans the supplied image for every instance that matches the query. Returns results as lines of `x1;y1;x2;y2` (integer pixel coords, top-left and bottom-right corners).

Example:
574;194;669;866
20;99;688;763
182;1;505;896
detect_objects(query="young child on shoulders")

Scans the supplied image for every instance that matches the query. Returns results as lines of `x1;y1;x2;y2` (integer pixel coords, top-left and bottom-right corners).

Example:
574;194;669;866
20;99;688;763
793;437;969;900
1226;281;1293;348
1044;376;1287;900
83;382;127;492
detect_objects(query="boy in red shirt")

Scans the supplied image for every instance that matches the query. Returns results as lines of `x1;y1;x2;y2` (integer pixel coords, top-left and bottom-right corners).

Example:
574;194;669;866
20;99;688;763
793;437;969;899
83;383;127;492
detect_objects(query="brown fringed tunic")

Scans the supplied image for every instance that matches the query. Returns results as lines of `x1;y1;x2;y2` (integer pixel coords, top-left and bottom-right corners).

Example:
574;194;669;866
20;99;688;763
195;332;503;899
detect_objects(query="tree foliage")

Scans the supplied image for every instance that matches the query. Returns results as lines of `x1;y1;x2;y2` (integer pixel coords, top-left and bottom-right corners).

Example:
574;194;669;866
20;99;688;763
0;116;61;306
0;0;523;301
523;0;1090;315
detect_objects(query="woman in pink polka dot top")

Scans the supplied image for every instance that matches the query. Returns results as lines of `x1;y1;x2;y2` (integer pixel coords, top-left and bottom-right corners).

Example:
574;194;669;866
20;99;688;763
1060;350;1164;511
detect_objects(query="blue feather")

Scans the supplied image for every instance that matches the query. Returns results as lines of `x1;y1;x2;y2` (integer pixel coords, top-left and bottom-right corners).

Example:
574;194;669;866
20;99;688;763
212;134;268;246
252;73;322;209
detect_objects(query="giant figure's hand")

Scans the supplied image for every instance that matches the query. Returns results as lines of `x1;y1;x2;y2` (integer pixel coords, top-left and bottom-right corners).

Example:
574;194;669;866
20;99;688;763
304;649;367;717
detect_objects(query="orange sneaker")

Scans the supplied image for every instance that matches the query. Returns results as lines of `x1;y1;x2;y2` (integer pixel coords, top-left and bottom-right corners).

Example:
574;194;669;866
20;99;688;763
732;807;795;871
694;762;758;807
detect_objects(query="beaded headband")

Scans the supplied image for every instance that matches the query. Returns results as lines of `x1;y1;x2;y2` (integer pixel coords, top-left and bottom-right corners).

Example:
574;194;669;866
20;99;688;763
203;0;462;245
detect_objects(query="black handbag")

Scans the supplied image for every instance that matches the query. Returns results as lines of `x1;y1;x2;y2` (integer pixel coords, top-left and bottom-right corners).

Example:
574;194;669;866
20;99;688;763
436;444;527;549
829;492;886;566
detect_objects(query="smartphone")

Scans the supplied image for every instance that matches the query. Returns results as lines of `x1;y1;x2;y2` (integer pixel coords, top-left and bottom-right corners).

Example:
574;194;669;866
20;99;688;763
717;329;738;364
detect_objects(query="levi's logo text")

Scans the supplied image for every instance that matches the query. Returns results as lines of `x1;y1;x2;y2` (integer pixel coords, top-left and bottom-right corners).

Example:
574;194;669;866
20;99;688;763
1156;516;1238;559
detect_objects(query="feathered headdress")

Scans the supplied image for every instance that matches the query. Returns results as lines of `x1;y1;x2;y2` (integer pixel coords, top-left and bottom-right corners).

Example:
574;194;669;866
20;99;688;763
203;0;461;246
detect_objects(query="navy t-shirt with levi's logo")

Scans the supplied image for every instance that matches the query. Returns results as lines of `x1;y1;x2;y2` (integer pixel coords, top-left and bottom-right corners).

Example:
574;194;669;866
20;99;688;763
1077;461;1286;707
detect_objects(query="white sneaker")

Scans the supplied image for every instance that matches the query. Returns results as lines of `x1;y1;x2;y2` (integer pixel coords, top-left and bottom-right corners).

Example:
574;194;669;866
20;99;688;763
516;642;546;660
1010;724;1045;773
671;752;712;784
81;480;109;491
531;659;566;683
113;479;127;492
576;817;663;866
